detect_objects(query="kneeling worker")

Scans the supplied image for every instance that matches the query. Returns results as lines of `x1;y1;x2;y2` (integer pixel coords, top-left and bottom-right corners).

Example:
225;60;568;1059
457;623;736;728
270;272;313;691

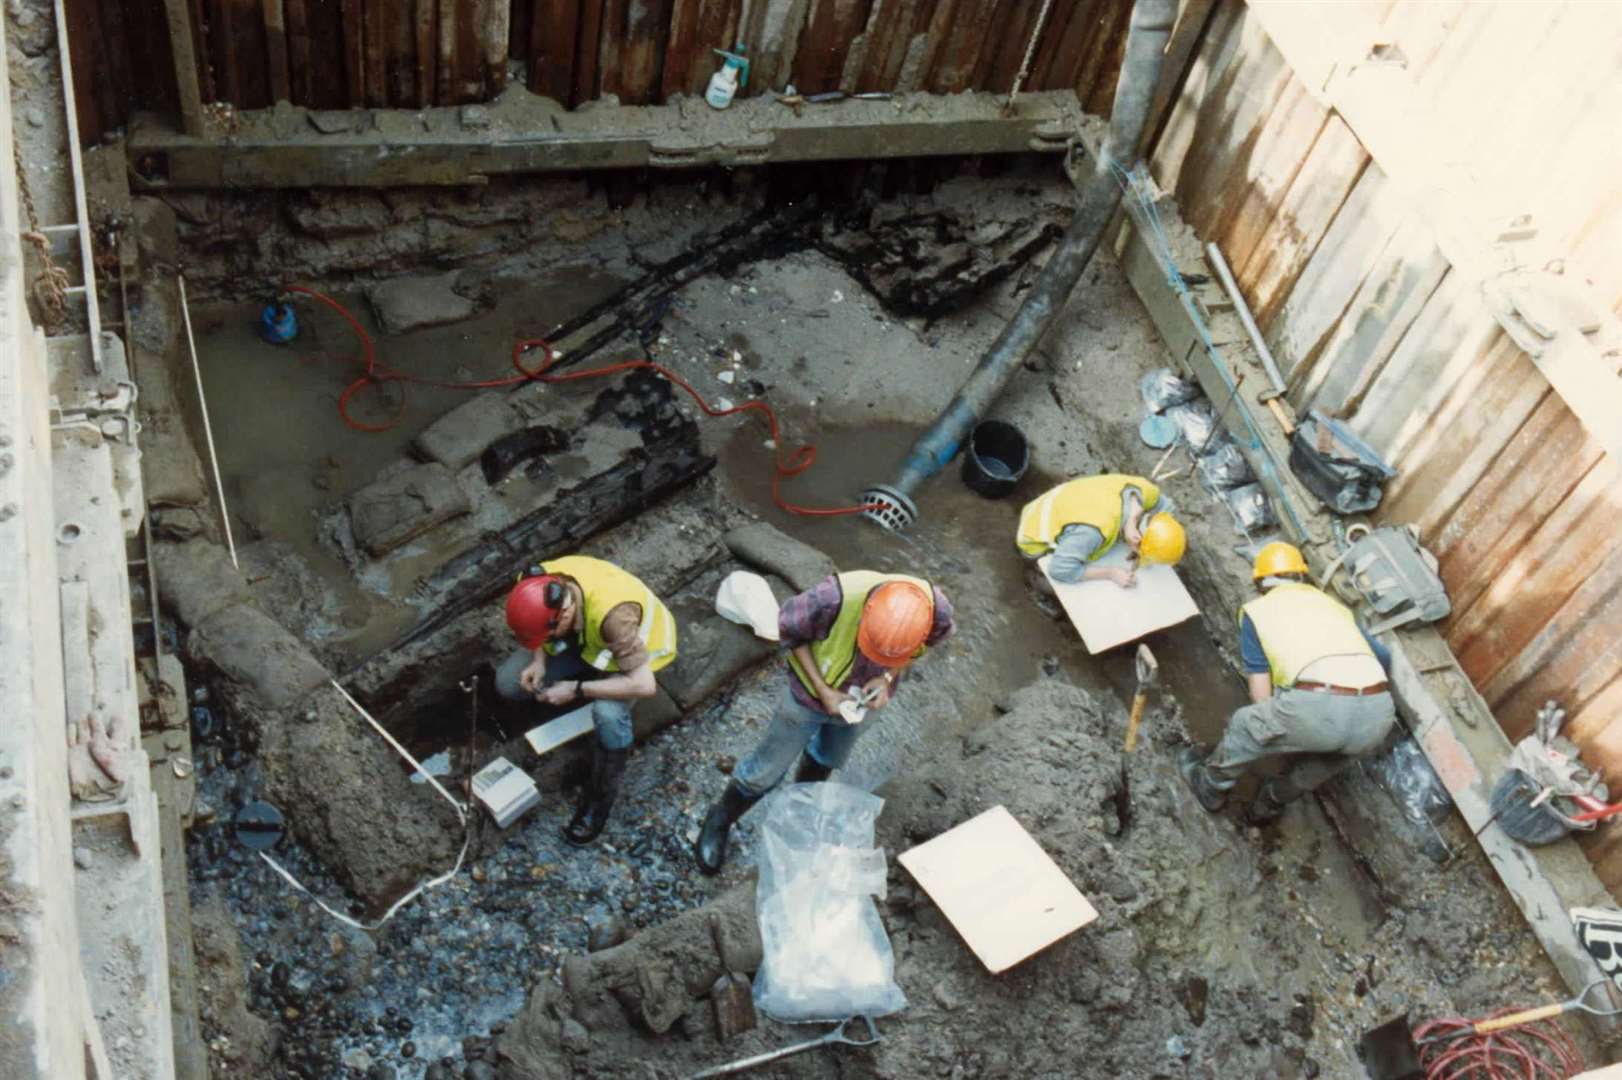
1180;542;1395;824
497;555;677;846
1017;472;1186;588
694;571;954;875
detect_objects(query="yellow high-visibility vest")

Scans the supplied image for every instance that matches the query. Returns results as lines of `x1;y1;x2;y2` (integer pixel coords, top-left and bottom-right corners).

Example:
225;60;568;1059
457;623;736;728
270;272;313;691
542;555;678;673
1241;582;1374;688
1016;474;1161;556
788;571;933;697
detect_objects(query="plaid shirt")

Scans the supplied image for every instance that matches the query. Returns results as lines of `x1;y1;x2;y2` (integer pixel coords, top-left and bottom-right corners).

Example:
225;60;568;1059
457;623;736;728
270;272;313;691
780;574;954;710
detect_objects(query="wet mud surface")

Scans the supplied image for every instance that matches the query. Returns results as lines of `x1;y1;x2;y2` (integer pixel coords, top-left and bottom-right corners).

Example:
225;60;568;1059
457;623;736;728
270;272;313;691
166;168;1596;1078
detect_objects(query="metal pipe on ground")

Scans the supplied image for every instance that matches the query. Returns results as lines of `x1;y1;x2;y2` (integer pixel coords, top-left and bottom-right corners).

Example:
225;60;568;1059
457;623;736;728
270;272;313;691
861;0;1178;530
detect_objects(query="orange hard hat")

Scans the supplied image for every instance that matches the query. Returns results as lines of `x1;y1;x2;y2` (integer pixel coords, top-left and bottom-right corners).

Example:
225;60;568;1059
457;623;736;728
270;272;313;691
856;581;934;668
506;575;568;649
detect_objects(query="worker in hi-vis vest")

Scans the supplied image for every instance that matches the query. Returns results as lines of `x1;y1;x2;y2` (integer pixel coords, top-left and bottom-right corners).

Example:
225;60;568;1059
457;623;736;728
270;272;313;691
1016;473;1187;592
1179;542;1395;825
693;571;955;875
497;555;677;847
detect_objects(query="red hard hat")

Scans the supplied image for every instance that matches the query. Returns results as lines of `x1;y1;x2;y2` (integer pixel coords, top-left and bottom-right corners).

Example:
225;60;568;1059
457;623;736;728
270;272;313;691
506;575;567;648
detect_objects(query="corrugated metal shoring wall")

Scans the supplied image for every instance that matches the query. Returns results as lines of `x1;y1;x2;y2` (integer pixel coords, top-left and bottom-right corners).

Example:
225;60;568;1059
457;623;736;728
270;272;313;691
68;0;1133;141
1152;1;1622;887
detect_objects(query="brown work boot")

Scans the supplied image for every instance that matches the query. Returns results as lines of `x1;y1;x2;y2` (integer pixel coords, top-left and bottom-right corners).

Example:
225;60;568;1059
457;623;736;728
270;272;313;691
1179;748;1228;813
1244;777;1291;826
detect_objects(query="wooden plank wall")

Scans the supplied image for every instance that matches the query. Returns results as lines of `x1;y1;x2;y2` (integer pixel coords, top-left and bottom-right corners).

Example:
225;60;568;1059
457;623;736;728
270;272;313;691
1150;1;1622;889
67;0;1130;138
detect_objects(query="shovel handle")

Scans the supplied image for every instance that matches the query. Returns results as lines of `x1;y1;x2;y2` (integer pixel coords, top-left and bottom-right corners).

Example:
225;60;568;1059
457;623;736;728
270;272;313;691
1469;1002;1566;1035
1124;694;1148;752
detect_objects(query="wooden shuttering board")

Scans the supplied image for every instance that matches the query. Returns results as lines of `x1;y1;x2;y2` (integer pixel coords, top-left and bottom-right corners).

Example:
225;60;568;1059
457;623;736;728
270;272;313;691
1145;0;1622;894
72;0;1135;137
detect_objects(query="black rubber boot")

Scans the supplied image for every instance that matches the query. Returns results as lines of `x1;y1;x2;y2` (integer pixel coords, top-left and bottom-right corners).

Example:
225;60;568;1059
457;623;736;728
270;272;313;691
1178;748;1228;813
1244;777;1291;826
562;745;628;847
694;781;760;876
793;755;833;784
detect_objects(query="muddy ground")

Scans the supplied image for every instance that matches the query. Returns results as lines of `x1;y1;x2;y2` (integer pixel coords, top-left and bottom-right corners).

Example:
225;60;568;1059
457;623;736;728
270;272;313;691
133;161;1596;1080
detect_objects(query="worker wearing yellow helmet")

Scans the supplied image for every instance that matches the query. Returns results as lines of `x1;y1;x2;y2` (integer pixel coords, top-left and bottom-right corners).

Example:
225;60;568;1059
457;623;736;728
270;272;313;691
1179;542;1396;825
1015;473;1186;589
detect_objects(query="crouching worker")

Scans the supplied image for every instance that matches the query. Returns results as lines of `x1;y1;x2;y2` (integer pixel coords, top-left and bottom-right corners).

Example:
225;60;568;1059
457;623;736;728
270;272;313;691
497;555;677;847
1179;542;1395;825
1016;473;1186;592
693;572;954;875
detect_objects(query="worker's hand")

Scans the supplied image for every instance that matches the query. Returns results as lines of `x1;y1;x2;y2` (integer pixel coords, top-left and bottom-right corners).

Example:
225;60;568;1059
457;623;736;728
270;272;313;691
538;681;580;707
860;674;894;710
519;658;546;693
1108;566;1137;589
815;686;853;718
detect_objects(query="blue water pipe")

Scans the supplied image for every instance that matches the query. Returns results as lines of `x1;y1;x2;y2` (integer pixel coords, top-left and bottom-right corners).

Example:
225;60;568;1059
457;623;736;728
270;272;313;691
861;0;1177;531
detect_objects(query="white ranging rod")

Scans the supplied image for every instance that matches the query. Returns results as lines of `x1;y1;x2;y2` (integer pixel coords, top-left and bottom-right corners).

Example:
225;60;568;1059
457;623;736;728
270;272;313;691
176;275;239;569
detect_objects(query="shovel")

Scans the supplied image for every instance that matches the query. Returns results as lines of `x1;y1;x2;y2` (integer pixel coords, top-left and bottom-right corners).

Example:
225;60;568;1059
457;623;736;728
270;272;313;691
687;1015;882;1079
1123;644;1158;752
1417;978;1622;1046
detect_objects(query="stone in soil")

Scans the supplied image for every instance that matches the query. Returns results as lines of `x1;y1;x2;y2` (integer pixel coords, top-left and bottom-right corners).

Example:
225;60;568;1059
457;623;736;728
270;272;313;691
366;272;480;334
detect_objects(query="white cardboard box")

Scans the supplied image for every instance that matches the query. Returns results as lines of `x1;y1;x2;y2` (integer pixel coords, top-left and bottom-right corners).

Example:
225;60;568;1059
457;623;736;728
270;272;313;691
471;756;541;829
898;804;1098;973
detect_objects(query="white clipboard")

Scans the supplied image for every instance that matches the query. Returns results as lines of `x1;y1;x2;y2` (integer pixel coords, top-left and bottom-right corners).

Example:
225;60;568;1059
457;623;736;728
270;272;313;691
1039;546;1199;654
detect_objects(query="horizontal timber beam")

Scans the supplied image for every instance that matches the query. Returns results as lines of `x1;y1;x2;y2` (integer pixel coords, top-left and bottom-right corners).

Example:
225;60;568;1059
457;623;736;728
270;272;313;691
127;90;1089;190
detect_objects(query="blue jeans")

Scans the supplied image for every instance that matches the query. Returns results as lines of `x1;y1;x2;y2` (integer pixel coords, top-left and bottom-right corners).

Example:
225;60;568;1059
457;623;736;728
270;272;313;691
733;684;865;798
494;647;634;751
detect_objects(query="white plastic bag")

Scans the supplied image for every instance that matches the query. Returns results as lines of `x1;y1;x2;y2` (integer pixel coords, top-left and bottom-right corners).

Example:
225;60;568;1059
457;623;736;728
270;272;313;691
715;570;780;641
752;783;906;1022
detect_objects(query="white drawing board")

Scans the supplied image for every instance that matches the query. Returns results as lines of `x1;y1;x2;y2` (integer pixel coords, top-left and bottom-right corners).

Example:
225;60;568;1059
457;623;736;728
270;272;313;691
898;804;1098;974
1039;548;1199;654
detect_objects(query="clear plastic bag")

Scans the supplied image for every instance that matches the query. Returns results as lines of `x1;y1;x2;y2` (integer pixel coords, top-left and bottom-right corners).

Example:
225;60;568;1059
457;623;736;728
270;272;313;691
1223;482;1276;532
1165;399;1218;452
752;783;907;1023
1196;441;1255;491
1140;368;1200;413
1366;736;1451;827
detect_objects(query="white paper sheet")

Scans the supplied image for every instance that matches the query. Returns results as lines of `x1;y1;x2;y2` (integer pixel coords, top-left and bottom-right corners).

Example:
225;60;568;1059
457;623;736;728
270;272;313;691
1039;547;1199;654
899;805;1098;974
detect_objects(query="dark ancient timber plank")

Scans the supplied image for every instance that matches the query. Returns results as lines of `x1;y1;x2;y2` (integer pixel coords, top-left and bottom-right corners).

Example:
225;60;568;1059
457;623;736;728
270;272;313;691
284;0;312;103
485;0;511;93
212;0;241;104
573;0;606;104
977;0;1037;94
414;0;436;107
185;0;217;102
456;0;486;102
436;0;455;101
926;0;995;93
598;0;630;102
619;0;670;104
661;0;702;101
530;0;581;103
341;0;366;105
363;0;388;104
263;0;291;102
231;0;272;107
388;0;418;105
686;0;740;96
1078;0;1131;115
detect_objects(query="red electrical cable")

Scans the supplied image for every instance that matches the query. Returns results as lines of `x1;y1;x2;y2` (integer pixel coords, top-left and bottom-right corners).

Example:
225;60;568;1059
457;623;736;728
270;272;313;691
285;285;885;517
1413;1012;1584;1080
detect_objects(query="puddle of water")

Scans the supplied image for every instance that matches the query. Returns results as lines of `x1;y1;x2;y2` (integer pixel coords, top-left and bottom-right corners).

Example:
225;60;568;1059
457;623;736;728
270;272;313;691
188;268;625;660
714;420;1251;737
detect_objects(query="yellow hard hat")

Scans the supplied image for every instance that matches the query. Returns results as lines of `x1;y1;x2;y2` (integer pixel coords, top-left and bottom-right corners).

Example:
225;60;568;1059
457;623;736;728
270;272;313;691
1253;541;1308;580
1139;512;1186;566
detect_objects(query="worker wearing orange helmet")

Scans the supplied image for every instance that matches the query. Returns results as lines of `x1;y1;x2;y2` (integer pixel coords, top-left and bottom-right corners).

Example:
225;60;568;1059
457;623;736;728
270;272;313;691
496;555;677;846
694;571;954;875
1180;542;1395;825
1016;473;1186;590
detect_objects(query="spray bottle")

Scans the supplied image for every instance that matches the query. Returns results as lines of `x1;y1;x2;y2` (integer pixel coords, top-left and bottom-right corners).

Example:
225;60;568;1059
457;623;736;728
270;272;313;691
706;45;750;110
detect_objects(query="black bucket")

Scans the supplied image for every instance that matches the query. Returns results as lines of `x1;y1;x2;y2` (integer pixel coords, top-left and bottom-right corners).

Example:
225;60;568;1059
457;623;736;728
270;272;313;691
960;420;1029;499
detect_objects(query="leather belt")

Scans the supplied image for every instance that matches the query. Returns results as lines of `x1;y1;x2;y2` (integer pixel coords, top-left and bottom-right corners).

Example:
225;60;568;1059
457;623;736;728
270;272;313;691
1291;680;1389;697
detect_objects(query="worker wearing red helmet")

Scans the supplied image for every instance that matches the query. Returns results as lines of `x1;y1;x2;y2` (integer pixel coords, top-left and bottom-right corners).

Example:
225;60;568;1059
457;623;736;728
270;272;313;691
496;555;677;846
694;571;954;875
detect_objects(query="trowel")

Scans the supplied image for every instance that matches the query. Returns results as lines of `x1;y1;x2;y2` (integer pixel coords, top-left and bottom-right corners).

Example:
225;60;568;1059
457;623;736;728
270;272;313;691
1122;644;1158;752
838;682;885;725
